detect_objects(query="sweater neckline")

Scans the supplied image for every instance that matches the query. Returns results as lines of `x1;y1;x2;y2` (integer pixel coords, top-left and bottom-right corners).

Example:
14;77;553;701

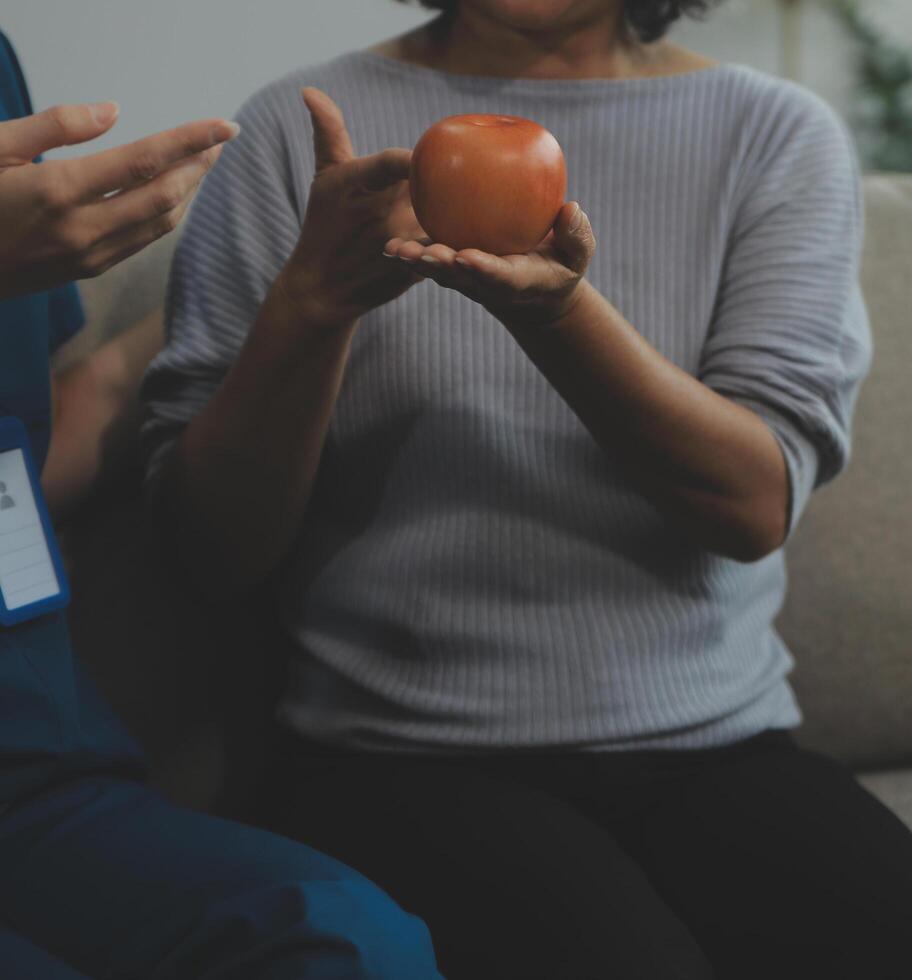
351;47;733;96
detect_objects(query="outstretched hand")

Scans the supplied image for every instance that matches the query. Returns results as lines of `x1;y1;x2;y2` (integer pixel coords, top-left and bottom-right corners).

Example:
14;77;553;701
0;102;239;299
382;201;597;327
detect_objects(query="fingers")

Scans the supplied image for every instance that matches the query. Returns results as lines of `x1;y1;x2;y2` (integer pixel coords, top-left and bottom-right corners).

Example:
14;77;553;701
350;147;412;192
383;238;489;298
301;87;408;194
77;190;194;280
387;236;514;285
384;215;591;326
0;101;120;165
303;87;355;172
68;117;240;200
382;236;435;258
450;248;518;285
552;202;596;272
387;240;456;265
383;236;566;317
87;143;223;237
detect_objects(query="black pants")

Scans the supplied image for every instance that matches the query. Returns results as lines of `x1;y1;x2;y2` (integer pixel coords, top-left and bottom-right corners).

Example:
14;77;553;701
259;730;912;980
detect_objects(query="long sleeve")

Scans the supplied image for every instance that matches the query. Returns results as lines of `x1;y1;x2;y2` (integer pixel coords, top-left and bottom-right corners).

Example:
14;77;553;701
140;82;310;486
698;85;872;532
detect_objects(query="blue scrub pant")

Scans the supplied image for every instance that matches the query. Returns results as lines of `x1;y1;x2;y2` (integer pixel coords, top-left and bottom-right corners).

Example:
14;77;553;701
0;776;441;979
0;928;88;979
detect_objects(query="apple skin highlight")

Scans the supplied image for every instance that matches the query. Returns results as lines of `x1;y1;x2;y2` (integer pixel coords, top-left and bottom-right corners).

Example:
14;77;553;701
409;114;567;255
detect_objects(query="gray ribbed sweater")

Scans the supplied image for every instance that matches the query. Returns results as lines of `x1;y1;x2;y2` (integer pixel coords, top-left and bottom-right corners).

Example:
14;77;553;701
142;50;871;752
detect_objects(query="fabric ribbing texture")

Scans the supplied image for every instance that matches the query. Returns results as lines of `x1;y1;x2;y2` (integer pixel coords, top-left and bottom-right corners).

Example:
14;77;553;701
142;50;872;752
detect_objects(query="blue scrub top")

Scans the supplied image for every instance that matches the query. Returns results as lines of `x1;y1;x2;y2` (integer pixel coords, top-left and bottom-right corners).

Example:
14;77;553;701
0;31;144;805
0;31;84;464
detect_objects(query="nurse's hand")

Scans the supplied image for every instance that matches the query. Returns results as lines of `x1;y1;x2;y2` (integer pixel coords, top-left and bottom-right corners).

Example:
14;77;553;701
0;102;239;300
383;202;597;329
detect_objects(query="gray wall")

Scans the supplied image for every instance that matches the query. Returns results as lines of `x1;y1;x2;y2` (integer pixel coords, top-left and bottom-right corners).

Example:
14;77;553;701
3;0;430;157
3;1;911;158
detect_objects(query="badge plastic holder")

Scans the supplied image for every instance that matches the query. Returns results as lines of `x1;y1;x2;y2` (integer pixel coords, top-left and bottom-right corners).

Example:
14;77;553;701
0;416;70;626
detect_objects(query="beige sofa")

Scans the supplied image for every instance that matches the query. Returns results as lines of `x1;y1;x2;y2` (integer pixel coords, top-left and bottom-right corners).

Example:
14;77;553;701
59;175;912;827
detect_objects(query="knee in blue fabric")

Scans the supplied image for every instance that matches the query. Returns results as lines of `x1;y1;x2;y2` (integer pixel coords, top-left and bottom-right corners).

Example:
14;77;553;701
1;779;441;980
153;872;442;980
0;927;90;979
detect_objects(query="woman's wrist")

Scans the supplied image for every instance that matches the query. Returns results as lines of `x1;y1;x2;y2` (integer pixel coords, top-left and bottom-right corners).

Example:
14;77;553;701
494;277;594;334
263;266;360;348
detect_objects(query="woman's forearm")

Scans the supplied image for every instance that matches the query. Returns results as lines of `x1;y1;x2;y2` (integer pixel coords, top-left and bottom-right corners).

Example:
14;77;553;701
154;87;429;597
160;279;358;596
501;280;789;562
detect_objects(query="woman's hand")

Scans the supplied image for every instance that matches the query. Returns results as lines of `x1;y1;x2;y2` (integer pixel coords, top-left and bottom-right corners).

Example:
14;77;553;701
382;201;597;327
0;103;239;300
171;88;429;591
273;88;427;334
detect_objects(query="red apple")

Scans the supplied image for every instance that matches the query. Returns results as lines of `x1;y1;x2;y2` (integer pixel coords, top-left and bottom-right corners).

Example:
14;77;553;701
409;114;567;255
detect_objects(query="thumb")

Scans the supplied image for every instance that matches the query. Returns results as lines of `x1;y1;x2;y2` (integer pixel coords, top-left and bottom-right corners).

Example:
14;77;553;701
552;201;596;272
302;87;355;172
0;102;120;165
349;147;412;192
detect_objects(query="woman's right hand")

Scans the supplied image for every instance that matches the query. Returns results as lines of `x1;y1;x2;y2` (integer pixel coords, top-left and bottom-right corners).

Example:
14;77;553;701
273;87;426;334
0;103;239;300
167;89;426;593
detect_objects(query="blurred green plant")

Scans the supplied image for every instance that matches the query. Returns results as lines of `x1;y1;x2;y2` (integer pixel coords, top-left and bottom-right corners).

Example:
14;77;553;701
829;0;912;172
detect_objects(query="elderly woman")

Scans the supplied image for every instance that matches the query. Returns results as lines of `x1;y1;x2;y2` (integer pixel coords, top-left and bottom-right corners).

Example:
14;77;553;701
143;0;912;977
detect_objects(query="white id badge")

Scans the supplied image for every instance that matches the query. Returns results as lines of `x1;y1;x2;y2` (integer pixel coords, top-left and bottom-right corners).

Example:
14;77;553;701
0;417;70;626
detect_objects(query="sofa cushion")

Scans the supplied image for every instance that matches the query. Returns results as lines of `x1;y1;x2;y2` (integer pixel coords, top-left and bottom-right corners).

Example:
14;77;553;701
54;231;176;371
858;769;912;831
779;176;912;770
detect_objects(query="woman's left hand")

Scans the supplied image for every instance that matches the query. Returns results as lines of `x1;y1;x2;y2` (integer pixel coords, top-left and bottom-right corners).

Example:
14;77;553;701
382;201;596;327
